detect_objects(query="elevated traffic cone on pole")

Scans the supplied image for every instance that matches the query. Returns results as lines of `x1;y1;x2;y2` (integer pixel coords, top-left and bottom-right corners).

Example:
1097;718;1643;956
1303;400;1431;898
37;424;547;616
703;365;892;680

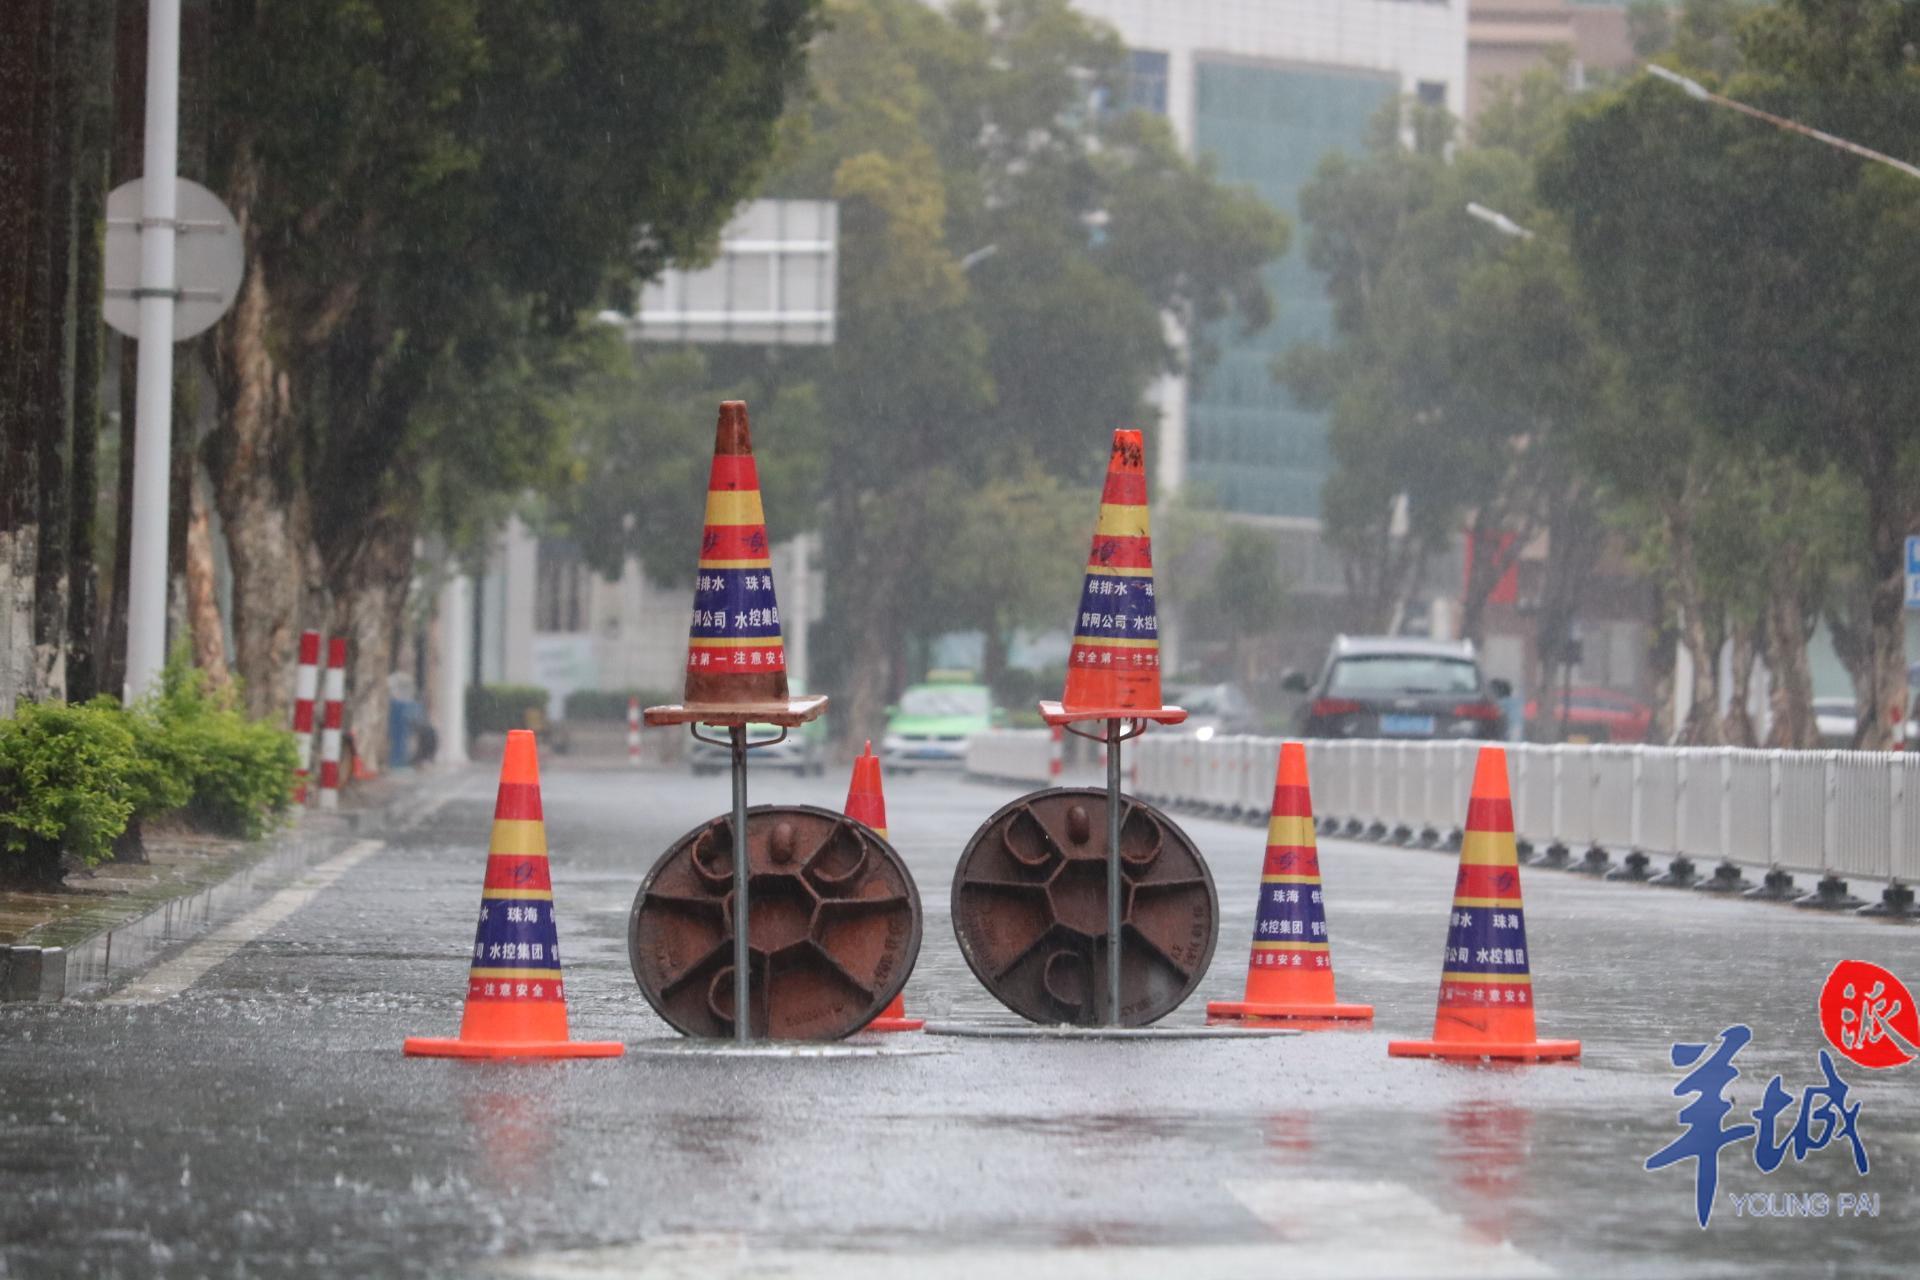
405;730;623;1059
1207;742;1372;1025
847;741;923;1032
645;401;824;730
1389;746;1580;1062
684;401;788;707
1056;429;1166;716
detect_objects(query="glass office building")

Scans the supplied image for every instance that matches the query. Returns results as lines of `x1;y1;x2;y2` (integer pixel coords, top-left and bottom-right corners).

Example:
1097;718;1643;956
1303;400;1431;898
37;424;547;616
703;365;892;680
1185;59;1396;518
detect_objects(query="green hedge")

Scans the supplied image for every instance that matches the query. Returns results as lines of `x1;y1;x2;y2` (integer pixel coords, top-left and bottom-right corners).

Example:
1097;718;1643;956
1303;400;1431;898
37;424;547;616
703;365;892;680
467;684;550;735
0;701;143;885
562;688;673;722
143;664;298;839
0;659;297;886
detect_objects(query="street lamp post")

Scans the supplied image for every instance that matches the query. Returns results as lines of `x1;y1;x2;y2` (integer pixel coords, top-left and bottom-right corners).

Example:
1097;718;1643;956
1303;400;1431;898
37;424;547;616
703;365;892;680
1645;63;1920;181
124;0;183;700
1465;202;1535;241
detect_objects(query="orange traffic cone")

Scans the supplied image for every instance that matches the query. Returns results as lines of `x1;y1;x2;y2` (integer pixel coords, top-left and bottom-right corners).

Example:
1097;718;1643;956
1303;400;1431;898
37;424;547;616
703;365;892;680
683;400;789;708
846;741;924;1033
1389;746;1580;1062
1207;742;1372;1025
1045;429;1175;720
404;730;624;1059
645;402;825;730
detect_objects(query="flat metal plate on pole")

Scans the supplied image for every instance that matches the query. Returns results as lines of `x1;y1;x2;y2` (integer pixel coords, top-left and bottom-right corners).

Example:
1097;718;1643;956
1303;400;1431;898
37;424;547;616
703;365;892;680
1906;535;1919;609
102;176;244;341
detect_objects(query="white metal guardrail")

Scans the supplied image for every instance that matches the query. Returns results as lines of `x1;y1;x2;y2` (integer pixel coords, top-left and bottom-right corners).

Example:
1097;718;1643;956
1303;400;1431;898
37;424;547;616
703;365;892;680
991;732;1920;905
969;731;1919;904
964;730;1055;784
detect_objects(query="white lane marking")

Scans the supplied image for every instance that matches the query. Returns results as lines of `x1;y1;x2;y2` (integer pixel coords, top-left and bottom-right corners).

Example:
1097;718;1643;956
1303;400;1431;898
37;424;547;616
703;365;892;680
1227;1178;1554;1278
407;790;461;827
498;1179;1552;1280
101;839;386;1005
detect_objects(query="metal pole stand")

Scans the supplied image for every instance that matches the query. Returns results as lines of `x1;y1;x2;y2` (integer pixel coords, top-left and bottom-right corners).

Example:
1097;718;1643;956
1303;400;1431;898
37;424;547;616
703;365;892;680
1066;715;1147;1026
684;721;789;1044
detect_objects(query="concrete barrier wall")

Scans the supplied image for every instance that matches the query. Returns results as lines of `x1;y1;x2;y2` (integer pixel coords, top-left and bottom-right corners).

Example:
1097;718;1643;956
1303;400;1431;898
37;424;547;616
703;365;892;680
964;730;1055;785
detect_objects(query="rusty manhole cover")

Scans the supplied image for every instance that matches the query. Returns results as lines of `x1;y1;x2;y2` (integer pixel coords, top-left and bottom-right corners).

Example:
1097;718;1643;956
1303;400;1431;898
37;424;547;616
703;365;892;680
951;787;1217;1027
629;805;922;1040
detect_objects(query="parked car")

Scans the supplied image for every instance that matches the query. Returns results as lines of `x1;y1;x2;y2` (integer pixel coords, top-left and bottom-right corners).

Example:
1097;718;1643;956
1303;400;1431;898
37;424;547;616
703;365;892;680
1163;682;1260;741
881;680;996;772
1284;636;1510;740
1523;685;1653;744
688;680;827;776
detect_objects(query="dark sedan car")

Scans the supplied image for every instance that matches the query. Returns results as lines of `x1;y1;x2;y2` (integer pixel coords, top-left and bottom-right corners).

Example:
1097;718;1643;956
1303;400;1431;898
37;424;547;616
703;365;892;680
1285;636;1510;740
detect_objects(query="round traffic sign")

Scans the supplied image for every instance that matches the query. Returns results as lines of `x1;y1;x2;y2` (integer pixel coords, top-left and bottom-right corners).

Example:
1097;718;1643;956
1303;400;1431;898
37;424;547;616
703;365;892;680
102;178;245;341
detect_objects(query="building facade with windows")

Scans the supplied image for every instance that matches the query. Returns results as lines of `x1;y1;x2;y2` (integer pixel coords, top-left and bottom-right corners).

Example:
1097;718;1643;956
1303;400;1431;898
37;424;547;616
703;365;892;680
1067;2;1468;686
1075;1;1467;525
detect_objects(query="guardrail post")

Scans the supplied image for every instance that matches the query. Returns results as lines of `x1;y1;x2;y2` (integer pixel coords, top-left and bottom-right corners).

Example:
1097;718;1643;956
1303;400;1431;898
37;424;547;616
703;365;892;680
1743;750;1796;901
1537;746;1570;868
1575;750;1611;876
1794;752;1863;910
1618;747;1657;882
1864;760;1915;917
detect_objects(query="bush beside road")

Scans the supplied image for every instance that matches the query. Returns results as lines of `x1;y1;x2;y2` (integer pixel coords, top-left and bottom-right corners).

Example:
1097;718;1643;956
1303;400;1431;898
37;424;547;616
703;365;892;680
0;660;296;890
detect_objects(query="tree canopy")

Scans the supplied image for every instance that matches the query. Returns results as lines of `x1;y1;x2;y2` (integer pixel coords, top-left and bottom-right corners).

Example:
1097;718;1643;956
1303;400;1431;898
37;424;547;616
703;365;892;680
545;0;1289;744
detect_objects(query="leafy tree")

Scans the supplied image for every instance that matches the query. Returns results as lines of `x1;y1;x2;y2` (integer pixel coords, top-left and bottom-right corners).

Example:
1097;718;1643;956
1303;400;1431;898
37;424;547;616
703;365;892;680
1196;525;1286;686
770;0;1287;744
539;343;830;586
198;0;822;757
1283;90;1613;660
1539;0;1920;745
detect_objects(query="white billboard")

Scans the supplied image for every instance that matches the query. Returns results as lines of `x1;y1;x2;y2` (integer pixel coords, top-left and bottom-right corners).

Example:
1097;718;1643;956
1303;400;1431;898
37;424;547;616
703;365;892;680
626;199;837;346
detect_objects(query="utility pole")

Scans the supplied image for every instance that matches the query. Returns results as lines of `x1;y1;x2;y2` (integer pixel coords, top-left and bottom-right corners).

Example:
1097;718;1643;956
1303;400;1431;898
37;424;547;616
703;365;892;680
123;0;179;699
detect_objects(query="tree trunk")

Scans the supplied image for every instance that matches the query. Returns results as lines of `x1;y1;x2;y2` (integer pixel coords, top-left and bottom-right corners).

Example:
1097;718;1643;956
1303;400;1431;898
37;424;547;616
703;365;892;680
1764;586;1817;749
981;617;1008;705
32;0;79;702
99;0;145;703
2;0;54;714
102;338;136;700
331;516;414;774
207;144;309;724
1853;467;1911;750
1723;621;1758;748
0;1;33;714
184;467;228;688
832;490;916;757
1645;581;1678;744
167;353;198;652
1669;503;1724;746
64;0;114;704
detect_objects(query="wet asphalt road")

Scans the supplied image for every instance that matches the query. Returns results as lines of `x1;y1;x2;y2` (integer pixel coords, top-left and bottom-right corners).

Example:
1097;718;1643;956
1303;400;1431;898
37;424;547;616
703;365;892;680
3;760;1918;1278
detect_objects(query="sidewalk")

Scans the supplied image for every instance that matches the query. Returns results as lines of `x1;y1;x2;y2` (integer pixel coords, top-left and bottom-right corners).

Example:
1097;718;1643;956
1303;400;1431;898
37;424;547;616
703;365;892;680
0;766;461;1001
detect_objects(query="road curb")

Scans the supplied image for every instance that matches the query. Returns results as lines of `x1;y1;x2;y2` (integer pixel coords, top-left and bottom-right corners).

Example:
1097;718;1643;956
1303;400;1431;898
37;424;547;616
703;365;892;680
0;770;462;1003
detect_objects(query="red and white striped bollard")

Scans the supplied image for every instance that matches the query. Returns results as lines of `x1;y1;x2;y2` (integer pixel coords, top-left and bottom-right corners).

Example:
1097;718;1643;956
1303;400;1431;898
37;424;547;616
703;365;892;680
317;637;347;810
290;630;321;804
